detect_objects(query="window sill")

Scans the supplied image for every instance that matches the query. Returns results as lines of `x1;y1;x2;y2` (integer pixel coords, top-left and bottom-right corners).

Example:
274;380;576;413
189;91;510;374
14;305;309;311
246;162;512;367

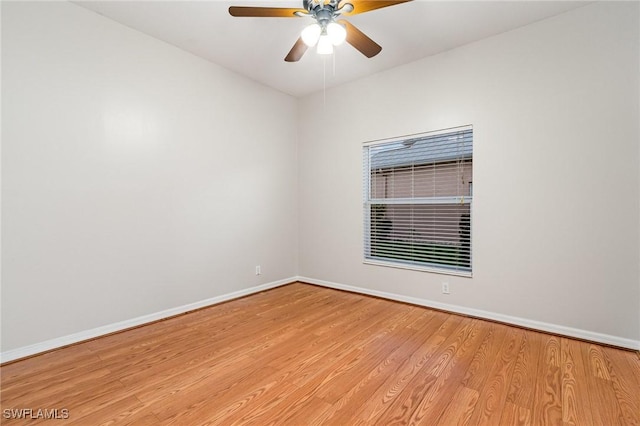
363;258;472;278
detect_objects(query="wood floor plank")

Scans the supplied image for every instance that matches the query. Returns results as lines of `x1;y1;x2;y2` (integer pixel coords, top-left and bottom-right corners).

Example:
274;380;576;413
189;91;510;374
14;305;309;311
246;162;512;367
599;345;640;424
2;282;638;425
0;345;98;382
152;356;277;420
1;367;113;408
460;321;509;391
602;346;640;388
66;395;147;426
50;381;131;423
114;290;350;394
560;338;593;425
467;327;523;425
370;317;474;425
505;329;545;413
158;366;282;425
208;379;302;425
435;386;480;426
402;321;488;424
314;312;442;424
499;401;532;426
531;335;563;426
313;307;429;404
83;290;273;353
400;319;489;424
349;311;452;423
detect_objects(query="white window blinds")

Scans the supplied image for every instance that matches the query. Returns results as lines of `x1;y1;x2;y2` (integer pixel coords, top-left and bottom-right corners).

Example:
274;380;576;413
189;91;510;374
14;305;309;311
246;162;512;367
363;126;473;274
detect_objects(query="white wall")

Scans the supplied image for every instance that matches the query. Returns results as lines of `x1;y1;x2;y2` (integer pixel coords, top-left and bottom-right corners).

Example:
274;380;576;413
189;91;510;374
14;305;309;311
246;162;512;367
2;1;639;356
298;2;640;345
1;2;298;352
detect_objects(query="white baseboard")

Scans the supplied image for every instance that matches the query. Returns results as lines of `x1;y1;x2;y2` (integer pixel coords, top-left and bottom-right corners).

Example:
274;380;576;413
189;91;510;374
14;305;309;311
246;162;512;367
0;277;294;364
298;276;640;350
4;275;637;363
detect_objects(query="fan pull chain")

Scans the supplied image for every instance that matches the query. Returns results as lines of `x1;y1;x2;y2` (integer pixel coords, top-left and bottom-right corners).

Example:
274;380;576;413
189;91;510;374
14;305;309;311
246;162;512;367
323;56;326;108
333;49;336;77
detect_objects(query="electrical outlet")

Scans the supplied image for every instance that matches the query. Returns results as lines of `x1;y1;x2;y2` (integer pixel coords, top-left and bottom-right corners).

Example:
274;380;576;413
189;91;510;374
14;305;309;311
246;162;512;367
442;282;450;294
255;265;261;275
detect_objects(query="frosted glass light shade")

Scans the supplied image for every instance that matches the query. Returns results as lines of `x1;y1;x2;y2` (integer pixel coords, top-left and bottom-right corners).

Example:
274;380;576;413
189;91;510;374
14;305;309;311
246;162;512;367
301;23;321;47
316;35;333;54
327;22;346;45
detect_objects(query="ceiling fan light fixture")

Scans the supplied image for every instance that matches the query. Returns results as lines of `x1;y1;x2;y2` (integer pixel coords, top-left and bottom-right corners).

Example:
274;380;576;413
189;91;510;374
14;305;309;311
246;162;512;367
301;23;322;46
316;34;333;54
326;21;346;45
229;0;411;62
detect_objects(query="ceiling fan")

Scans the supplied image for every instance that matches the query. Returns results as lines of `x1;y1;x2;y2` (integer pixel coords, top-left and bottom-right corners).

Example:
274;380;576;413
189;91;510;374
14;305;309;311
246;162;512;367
229;0;412;62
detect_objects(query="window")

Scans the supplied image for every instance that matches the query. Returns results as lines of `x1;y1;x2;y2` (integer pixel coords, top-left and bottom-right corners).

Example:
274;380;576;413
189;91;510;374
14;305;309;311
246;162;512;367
363;126;473;275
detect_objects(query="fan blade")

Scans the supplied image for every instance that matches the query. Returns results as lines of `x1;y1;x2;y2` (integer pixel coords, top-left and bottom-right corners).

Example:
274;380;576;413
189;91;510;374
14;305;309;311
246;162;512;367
339;0;411;16
339;20;382;58
285;37;308;62
229;6;304;18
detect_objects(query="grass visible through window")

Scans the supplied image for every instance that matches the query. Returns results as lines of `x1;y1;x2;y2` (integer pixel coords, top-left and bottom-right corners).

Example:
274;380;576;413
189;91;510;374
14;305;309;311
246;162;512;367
370;239;470;269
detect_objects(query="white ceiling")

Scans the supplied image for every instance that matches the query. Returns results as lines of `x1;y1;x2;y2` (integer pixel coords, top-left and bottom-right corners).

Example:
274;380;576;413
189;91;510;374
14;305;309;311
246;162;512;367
74;0;589;97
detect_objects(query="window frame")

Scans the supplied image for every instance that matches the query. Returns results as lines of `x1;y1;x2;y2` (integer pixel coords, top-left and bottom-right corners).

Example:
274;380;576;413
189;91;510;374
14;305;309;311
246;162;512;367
363;125;473;277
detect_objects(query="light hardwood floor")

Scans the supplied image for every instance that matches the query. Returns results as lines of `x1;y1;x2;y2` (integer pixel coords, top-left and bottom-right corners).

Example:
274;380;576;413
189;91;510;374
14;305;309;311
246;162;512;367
1;283;639;425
